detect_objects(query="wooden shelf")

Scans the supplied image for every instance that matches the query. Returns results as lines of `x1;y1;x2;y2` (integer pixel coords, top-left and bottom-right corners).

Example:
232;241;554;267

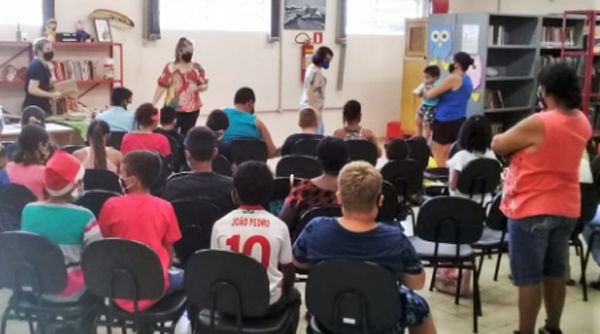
54;42;122;48
486;76;534;82
484;106;533;113
0;80;25;86
488;45;537;49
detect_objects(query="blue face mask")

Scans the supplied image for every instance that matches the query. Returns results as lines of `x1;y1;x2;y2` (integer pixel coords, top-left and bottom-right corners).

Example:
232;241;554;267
322;59;330;69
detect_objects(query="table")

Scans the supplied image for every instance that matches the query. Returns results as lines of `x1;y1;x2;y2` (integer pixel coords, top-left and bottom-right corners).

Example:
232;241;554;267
0;123;80;146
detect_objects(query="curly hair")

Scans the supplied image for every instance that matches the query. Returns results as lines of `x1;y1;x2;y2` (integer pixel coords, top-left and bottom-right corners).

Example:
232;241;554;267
457;115;492;153
538;63;582;109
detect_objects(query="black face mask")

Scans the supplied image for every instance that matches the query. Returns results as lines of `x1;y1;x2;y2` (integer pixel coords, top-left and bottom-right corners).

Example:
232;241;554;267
181;52;193;63
43;51;54;61
448;63;455;73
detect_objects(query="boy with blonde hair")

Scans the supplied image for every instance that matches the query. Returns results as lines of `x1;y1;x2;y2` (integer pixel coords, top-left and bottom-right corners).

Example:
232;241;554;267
293;161;437;334
280;107;324;156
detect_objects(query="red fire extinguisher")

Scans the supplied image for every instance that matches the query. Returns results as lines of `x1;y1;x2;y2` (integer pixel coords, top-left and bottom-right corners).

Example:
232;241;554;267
296;33;313;82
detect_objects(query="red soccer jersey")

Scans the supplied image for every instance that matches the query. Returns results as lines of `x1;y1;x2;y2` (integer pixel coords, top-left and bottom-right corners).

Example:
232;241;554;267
121;133;171;157
98;193;181;312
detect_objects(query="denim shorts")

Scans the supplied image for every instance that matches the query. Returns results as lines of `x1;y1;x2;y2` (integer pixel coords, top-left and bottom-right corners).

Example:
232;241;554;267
508;216;576;286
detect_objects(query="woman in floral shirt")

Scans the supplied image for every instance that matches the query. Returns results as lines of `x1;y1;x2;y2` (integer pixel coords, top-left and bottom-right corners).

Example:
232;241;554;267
153;37;208;135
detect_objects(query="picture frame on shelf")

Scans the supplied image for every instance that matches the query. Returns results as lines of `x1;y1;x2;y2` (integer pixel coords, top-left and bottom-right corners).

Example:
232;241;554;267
94;19;112;42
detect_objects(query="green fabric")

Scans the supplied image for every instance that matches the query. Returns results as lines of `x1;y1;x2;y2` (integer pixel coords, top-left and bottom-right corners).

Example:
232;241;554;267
47;117;89;141
21;203;94;245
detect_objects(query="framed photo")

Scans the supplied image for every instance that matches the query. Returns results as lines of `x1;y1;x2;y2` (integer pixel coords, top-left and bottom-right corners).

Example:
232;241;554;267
94;18;112;42
284;0;326;31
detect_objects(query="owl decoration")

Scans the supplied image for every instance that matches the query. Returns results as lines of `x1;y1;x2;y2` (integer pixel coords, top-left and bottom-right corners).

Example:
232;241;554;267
429;24;452;70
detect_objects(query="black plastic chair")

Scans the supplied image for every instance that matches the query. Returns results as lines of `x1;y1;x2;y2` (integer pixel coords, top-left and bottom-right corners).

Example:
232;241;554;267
267;177;301;214
83;169;123;194
108;132;126;151
472;193;508;282
213;154;233;177
166;171;191;183
306;260;403;334
0;231;100;334
290;138;321;156
410;196;486;333
296;206;343;242
276;155;323;179
0;183;36;222
457;158;502;206
61;145;85;154
583;224;600;302
74;190;121;218
185;250;300;334
172;200;225;265
380;160;423;228
231;139;268;165
377;180;399;224
151;155;174;196
346;140;378;166
82;238;187;334
406;136;430;171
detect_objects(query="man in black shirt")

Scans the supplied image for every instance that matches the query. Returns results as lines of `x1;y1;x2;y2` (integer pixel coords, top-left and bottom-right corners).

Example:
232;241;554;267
162;126;236;213
23;38;62;114
280;107;324;156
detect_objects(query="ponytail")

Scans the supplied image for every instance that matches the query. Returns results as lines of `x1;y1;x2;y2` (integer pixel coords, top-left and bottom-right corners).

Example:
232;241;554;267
88;120;110;170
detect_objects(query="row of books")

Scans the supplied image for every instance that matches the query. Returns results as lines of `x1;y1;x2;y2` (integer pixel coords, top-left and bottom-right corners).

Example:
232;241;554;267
540;55;582;71
485;88;505;109
52;60;103;82
541;26;576;46
488;25;507;45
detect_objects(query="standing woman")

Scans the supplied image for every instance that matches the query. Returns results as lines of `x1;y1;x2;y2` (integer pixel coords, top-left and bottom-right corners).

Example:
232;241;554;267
23;38;62;115
152;37;209;136
301;46;333;135
424;52;474;167
491;64;591;334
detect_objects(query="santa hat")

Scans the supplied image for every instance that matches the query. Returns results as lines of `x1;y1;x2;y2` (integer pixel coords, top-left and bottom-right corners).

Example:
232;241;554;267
45;150;85;197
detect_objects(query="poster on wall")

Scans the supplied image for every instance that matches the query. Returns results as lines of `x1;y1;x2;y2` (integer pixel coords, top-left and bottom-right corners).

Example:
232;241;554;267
284;0;326;31
429;24;452;70
461;24;479;54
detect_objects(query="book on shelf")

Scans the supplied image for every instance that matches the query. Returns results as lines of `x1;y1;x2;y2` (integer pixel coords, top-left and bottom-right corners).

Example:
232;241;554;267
488;25;507;45
540;55;583;74
541;26;576;47
52;59;103;82
485;88;505;109
491;123;504;135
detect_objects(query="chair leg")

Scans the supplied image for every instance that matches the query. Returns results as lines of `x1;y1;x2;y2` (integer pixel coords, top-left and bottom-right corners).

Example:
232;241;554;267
0;308;10;334
27;318;35;334
455;264;463;305
582;240;593;302
477;252;485;283
429;264;438;291
473;258;481;333
494;248;503;281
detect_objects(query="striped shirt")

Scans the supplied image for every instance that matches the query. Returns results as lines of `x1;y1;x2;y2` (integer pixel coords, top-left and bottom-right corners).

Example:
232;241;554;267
21;202;102;302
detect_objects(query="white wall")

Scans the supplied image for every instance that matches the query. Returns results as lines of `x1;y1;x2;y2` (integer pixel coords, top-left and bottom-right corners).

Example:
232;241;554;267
0;0;403;145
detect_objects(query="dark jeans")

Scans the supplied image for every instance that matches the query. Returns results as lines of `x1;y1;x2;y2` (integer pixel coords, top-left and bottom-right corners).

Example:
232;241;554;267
176;111;200;136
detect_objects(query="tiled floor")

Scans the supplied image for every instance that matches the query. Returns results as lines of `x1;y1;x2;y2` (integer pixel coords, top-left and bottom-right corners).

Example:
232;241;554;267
1;249;599;334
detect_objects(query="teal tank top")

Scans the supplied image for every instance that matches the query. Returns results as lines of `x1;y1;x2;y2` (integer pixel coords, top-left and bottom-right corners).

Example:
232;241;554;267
222;108;260;143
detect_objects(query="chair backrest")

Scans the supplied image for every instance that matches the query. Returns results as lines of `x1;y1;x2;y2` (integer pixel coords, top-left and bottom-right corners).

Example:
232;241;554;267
61;145;85;154
83;169;123;193
276;155;323;179
0;183;37;214
346;140;378;166
212;154;233;177
380;160;423;202
296;206;342;241
151;155;174;196
74;190;121;218
166;171;191;183
377;181;399;223
230;139;268;165
457;158;502;203
108;131;127;150
406;136;431;171
0;231;67;295
172;200;225;264
486;192;507;232
306;260;402;334
82;238;165;302
185;250;271;318
416;197;485;244
290;138;321;156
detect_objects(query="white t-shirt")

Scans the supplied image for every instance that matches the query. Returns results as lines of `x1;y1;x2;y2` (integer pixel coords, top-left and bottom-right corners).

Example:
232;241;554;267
300;63;327;112
446;149;497;204
210;208;293;304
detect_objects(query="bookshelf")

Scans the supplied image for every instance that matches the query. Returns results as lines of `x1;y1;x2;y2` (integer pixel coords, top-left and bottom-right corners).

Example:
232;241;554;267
0;41;123;115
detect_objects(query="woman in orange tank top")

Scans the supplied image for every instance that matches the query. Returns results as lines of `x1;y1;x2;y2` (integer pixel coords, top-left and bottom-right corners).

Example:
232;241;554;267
491;64;591;334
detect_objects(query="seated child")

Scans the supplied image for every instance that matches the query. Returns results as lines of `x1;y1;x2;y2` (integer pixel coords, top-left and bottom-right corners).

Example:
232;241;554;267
206;109;231;160
333;100;382;157
293;161;436;334
386;137;411;162
154;106;185;171
413;65;441;139
121;103;172;158
21;151;102;302
98;150;182;313
280;107;324;156
6;125;50;200
211;161;300;314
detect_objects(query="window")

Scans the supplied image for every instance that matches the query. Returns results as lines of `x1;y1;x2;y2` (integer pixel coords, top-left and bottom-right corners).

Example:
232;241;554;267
160;0;268;32
0;0;42;25
347;0;421;35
